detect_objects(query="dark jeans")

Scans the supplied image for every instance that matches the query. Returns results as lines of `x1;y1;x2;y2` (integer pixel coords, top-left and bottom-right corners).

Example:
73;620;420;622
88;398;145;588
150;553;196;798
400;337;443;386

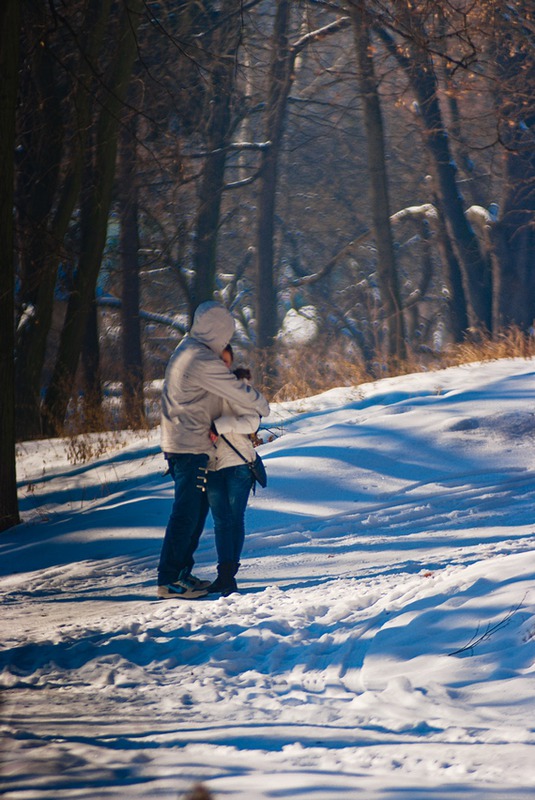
158;453;209;585
206;463;254;564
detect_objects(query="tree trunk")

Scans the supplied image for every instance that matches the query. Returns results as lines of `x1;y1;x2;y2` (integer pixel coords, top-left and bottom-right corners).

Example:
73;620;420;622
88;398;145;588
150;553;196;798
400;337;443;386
119;106;146;429
491;4;535;329
0;0;21;531
413;73;492;332
256;0;294;374
375;18;492;332
15;0;114;439
435;207;470;342
42;0;143;435
349;0;407;363
15;7;63;439
191;0;243;313
80;299;104;431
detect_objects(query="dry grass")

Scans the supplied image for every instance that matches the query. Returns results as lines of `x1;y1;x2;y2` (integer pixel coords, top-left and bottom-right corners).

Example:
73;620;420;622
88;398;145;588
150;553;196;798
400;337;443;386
34;326;534;464
265;327;535;403
59;382;152;465
440;326;535;366
267;340;370;402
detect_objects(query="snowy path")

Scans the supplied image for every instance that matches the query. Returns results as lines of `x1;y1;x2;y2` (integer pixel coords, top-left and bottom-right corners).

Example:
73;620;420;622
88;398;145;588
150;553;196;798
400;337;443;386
2;359;535;799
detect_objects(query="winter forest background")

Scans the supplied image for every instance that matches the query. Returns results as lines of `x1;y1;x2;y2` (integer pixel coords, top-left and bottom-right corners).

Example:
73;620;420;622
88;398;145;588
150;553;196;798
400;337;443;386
1;0;534;530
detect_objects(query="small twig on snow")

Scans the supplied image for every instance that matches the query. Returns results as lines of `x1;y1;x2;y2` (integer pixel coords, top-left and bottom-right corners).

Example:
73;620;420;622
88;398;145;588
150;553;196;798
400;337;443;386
448;598;525;657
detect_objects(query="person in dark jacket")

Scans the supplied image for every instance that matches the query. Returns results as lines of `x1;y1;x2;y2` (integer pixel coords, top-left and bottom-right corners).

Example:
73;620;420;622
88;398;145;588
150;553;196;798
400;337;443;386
157;302;269;599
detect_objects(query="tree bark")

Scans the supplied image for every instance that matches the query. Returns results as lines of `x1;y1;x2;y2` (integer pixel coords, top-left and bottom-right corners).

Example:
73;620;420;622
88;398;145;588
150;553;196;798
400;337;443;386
42;0;143;435
375;15;492;332
256;0;293;366
15;0;114;439
491;3;535;329
0;0;21;531
119;104;146;428
433;202;470;342
15;6;63;438
413;69;492;332
79;299;104;430
191;0;244;313
348;0;407;363
254;8;352;375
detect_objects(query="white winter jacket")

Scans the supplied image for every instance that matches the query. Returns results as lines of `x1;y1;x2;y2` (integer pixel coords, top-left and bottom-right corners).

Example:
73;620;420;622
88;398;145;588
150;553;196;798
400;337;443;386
208;398;259;471
160;302;269;455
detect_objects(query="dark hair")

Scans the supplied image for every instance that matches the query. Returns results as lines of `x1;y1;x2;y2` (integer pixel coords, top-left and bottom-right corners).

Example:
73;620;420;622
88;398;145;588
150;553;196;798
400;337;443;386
233;367;251;381
223;343;234;359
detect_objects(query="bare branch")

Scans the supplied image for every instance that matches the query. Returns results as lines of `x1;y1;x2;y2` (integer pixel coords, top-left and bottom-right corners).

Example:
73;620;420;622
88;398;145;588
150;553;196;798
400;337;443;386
292;15;351;56
448;599;524;657
286;204;439;289
186;140;271;159
285;229;372;289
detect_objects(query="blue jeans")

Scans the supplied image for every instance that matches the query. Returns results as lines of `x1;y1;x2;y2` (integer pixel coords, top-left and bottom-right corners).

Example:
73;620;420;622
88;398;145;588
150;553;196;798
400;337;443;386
206;464;254;564
158;453;209;585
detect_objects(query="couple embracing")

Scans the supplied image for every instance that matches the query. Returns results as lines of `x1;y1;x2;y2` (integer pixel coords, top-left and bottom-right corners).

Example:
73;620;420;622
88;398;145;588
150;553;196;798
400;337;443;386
157;301;270;600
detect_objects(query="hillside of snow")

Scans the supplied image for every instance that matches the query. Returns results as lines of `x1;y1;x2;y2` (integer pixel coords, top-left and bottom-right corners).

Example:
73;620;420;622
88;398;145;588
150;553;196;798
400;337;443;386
2;358;535;799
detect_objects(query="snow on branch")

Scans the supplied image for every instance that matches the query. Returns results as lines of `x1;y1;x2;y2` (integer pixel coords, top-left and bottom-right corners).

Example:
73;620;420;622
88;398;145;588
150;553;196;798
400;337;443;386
465;205;494;227
292;15;351;55
287;204;437;289
96;294;187;333
285;199;496;290
391;204;439;224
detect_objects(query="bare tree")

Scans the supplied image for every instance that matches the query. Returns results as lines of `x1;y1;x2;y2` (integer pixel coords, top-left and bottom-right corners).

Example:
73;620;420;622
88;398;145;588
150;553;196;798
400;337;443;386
119;91;146;428
374;2;492;331
10;0;535;445
0;0;21;531
15;0;121;438
255;4;351;359
489;1;535;329
347;0;407;362
190;0;245;312
255;0;293;364
42;0;144;435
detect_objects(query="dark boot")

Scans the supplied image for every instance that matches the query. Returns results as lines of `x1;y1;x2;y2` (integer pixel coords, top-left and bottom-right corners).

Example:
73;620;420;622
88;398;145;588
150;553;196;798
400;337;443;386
208;562;240;596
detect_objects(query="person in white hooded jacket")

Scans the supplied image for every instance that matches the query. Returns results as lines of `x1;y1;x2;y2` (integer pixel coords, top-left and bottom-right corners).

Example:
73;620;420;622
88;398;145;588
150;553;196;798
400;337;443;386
205;346;260;596
157;302;269;600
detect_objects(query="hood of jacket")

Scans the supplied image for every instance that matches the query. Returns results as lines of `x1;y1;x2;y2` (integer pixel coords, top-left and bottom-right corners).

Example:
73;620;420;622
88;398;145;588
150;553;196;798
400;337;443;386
190;301;235;355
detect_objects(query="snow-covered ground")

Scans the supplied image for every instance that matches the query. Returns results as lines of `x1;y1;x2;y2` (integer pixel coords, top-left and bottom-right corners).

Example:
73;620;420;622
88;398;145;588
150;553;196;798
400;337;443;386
2;358;535;799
